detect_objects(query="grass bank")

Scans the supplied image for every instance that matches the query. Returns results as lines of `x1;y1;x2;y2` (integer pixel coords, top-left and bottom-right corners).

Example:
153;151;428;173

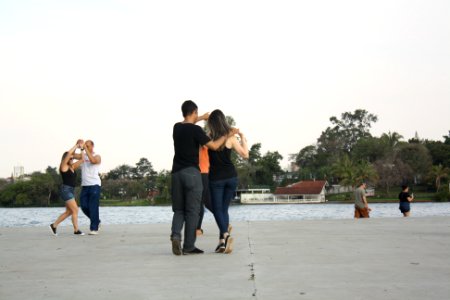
326;191;437;203
100;198;171;206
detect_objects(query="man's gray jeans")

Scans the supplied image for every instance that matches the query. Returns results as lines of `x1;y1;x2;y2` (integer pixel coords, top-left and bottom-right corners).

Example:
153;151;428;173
171;167;203;251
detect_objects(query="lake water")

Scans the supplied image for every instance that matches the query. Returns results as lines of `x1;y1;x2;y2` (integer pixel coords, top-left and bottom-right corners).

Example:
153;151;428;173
1;202;450;228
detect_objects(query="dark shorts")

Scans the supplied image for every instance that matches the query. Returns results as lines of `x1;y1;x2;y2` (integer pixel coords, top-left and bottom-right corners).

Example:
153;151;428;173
354;206;370;218
399;202;410;213
60;185;75;201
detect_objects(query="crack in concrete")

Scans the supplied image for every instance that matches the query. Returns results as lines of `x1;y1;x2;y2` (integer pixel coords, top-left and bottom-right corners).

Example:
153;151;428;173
247;221;257;298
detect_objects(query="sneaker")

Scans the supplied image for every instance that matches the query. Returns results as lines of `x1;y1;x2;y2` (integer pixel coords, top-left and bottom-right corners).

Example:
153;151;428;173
74;230;85;236
183;247;204;255
49;224;57;236
88;231;99;235
224;235;234;254
171;239;182;256
215;243;225;253
196;229;204;236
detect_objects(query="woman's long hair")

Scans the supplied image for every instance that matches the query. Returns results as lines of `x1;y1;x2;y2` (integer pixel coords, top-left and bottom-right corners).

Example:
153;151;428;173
61;151;69;162
207;109;232;146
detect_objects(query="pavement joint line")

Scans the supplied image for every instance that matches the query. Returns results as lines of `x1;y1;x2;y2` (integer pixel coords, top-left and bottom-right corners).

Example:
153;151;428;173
247;220;258;299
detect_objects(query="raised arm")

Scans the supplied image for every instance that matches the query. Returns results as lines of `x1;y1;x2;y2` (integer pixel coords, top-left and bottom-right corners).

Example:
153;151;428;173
60;143;79;171
84;143;101;164
231;132;249;159
196;112;210;123
72;139;84;160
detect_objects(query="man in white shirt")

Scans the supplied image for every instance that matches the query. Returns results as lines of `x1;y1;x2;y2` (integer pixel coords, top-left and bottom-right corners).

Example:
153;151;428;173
79;140;102;235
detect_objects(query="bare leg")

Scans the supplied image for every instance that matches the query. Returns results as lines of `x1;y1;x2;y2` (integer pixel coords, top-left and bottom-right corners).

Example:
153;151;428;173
66;199;80;232
53;202;73;228
403;211;411;217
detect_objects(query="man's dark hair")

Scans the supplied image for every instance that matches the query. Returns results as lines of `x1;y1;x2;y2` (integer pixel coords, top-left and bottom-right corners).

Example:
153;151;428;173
181;100;198;117
401;185;408;191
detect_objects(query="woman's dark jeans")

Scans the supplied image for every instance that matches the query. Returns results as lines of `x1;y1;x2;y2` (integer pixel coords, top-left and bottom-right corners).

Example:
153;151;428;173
209;177;238;239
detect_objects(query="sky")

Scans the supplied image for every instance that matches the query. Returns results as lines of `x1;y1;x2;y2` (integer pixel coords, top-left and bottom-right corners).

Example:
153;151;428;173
0;0;449;178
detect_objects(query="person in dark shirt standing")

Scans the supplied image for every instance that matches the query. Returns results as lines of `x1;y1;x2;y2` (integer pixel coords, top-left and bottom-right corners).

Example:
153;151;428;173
170;100;234;255
50;140;85;236
399;185;414;217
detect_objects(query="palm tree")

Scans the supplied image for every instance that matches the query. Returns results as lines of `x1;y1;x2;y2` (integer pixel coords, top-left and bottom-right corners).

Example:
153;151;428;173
332;155;378;188
380;131;404;149
355;160;379;186
331;155;357;187
429;164;449;191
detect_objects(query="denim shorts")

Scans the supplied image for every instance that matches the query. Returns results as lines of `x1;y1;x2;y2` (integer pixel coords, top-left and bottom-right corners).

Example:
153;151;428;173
60;185;75;201
399;202;410;213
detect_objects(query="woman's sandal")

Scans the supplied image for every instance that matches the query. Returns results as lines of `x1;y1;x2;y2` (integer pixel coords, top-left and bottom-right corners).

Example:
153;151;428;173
215;243;225;253
224;235;234;254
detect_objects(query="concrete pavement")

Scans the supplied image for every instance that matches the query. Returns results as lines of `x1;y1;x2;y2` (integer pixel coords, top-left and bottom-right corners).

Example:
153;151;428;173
0;217;449;299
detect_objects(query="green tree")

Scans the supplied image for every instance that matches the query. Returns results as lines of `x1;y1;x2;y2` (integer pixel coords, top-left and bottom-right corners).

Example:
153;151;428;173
254;151;283;189
380;131;404;150
331;155;357;187
29;171;59;206
316;109;378;167
155;170;171;202
352;137;387;163
354;160;378;186
397;143;432;183
424;140;450;168
332;155;377;187
326;109;378;153
0;182;21;206
373;156;413;194
294;145;318;169
133;158;157;180
106;164;134;180
248;143;262;165
444;131;450;145
428;164;449;192
0;178;9;190
235;143;263;188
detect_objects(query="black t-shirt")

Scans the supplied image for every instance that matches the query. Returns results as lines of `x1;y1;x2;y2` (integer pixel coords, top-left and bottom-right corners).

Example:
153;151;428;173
398;191;410;203
172;122;211;173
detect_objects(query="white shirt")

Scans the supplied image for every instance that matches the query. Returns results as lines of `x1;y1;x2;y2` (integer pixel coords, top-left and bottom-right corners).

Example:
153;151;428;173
81;152;101;186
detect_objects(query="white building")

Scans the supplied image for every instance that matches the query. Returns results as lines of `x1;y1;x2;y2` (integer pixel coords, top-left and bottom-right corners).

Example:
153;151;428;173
13;165;24;180
240;181;328;204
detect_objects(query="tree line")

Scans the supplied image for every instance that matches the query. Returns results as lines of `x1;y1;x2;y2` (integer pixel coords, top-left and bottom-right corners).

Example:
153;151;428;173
0;148;285;207
292;109;450;200
1;109;449;207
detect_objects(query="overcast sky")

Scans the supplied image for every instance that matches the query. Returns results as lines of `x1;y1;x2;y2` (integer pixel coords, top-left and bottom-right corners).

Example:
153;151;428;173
1;0;449;178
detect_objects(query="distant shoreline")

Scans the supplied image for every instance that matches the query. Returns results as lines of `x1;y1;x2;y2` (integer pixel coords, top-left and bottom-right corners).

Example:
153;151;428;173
0;198;445;208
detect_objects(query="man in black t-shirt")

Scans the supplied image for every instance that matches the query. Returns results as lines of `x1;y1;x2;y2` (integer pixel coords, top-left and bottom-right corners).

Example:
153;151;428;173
170;100;234;255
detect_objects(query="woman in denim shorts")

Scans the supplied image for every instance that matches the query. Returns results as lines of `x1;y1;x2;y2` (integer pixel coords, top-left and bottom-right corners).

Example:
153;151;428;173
398;185;414;217
50;140;85;235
